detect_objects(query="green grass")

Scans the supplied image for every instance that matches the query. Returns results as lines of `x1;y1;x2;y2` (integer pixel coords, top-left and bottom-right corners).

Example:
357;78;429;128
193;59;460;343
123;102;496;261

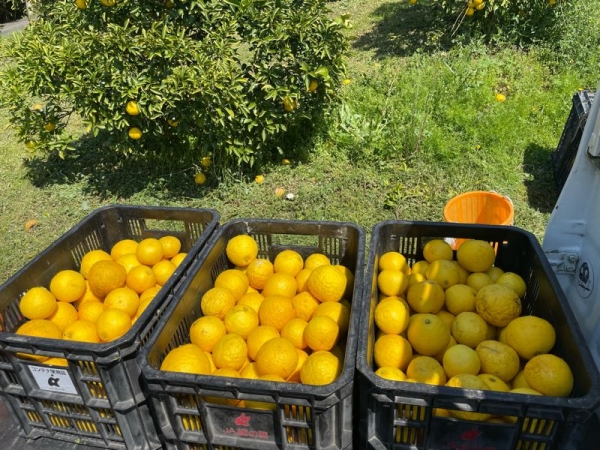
1;0;599;283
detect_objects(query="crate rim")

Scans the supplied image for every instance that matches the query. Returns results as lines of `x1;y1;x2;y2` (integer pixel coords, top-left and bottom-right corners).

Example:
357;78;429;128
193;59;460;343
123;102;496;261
356;219;600;411
0;204;220;358
138;217;366;398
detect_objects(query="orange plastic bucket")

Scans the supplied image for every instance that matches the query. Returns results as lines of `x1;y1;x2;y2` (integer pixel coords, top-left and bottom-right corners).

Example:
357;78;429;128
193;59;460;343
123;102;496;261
443;191;514;248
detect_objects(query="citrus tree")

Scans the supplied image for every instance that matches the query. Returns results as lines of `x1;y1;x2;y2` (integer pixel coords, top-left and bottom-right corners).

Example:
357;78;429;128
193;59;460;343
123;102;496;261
1;0;349;171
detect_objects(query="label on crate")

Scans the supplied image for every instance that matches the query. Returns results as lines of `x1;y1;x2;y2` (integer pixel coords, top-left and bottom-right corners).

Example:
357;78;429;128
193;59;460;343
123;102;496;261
429;417;517;450
207;406;274;442
28;365;78;395
576;260;594;299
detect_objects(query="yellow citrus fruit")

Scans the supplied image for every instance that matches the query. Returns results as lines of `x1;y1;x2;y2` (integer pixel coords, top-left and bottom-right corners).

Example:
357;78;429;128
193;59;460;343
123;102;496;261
466;272;494;293
255;337;298;379
214;368;241;378
136;238;164;266
87;260;127;298
496;272;527;298
486;323;496;340
116;253;142;274
189;316;226;352
158;236;181;259
75;0;87;9
224;304;259;339
295;268;312;293
74;281;103;308
304;253;330;271
161;344;212;375
96;309;132;342
212;334;248;370
128;127;142;139
406;356;447;386
408;273;426;288
300;351;342;385
433;335;457;363
423;239;453;263
478;374;510;392
152;260;176;286
194;173;206;185
304;315;340;351
377;269;409;297
435;310;456;331
446;374;492;421
125;100;140;116
291;290;320;321
451;312;489;348
48;301;79;331
44;357;69;366
442;344;481;378
215;269;249;301
19;287;57;320
379;252;409;273
140;285;162;303
126;264;157;294
411;260;429;276
475;284;521;327
335;264;355;298
524;354;574;397
246;325;280;360
444;284;477;315
80;249;112;279
287;348;310;383
62;320;100;343
476;339;520;382
281;318;308;349
16;319;62;340
374;334;412;370
452;261;471;284
313;299;351;335
110;239;138;261
258;295;296;331
240;362;261;379
456;240;496;273
262;272;297;298
505;315;556;360
103;287;140;318
200;287;236;319
170;252;187;268
407;313;451;356
236;292;265;313
226;235;259;267
425;260;460;289
512;370;531;390
307;265;348;303
406;280;445;314
374;297;409;335
77;300;105;323
273;249;304;277
486;266;505;282
510;387;542;395
50;270;87;303
375;366;407;381
245;258;274;290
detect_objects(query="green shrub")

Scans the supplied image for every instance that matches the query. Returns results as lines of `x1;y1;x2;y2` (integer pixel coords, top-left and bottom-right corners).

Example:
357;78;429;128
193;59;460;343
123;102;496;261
440;0;570;46
0;0;26;23
0;0;348;173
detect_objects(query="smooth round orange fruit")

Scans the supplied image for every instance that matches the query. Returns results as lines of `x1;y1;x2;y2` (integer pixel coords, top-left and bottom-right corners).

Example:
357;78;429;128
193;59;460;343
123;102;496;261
423;239;453;262
159;236;182;259
295;268;313;293
126;265;157;294
304;315;339;351
110;239;138;261
19;286;57;320
442;344;481;378
237;292;265;313
425;259;460;289
77;300;104;324
247;325;280;360
50;270;87;303
224;304;259;339
136;238;164;266
190;316;226;352
374;334;412;370
374;297;409;335
457;240;496;273
48;301;79;331
300;351;342;385
152;260;176;286
116;253;142;274
407;356;447;386
378;251;408;273
87;260;127;298
262;272;297;298
96;309;132;342
103;287;140;318
255;337;298;379
407;280;445;314
281;318;309;349
304;253;330;271
313;300;351;335
170;252;187;268
62;320;100;343
16;319;62;340
161;344;212;375
245;258;274;290
215;269;249;301
273;249;304;277
226;235;259;267
80;249;112;279
407;313;451;356
377;269;409;297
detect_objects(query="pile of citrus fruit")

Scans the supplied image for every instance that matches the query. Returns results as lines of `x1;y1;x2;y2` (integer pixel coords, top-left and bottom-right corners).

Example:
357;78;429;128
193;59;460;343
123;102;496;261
372;238;574;422
15;235;186;365
160;234;354;387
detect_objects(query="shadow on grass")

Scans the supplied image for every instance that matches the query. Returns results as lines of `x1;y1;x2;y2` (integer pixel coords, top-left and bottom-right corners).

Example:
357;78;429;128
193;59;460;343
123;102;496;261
522;143;559;213
351;1;455;59
22;119;322;200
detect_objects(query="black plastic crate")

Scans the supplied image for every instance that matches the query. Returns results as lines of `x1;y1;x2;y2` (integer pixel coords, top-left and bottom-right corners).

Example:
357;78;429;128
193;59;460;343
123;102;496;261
139;218;365;450
0;205;219;450
356;221;600;450
552;90;595;193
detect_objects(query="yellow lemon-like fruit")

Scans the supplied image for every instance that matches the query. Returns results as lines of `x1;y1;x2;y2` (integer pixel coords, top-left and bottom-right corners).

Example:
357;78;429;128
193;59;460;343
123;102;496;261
374;297;410;334
281;317;308;349
224;304;259;339
451;312;489;348
407;313;451;357
125;100;141;116
378;252;408;273
442;344;481;378
475;339;520;382
466;272;495;293
16;319;62;340
524;354;574;397
425;259;460;289
304;315;340;352
444;284;477;315
456;240;496;273
246;325;280;361
128;127;142;139
262;272;297;298
422;239;453;263
96;309;132;342
212;334;248;371
226;235;259;267
505;315;556;360
486;266;504;282
126;265;157;294
478;374;510;392
48;301;79;331
307;265;348;303
375;366;407;382
189;316;226;353
200;287;236;319
496;272;527;298
274;249;304;277
255;337;298;379
378;269;409;297
87;260;127;298
406;356;447;386
161;344;212;375
407;280;445;314
50;270;87;303
194;173;206;185
245;258;274;290
475;284;521;327
258;295;296;331
19;287;57;320
215;269;250;301
103;287;140;318
62;320;100;343
300;351;342;385
446;374;492;421
374;334;413;371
